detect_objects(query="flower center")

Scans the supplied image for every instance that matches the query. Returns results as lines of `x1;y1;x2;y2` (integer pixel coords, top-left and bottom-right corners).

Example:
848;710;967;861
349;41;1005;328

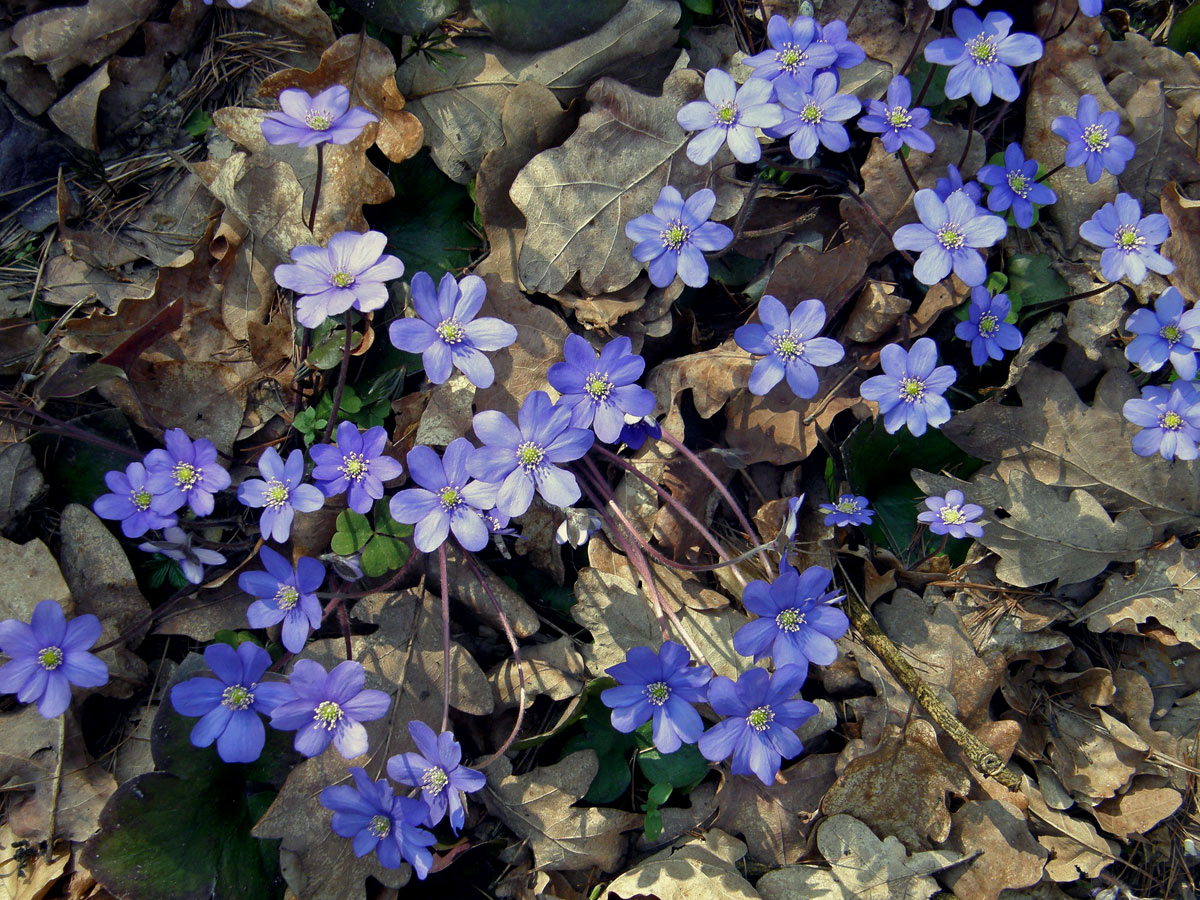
644;681;671;706
800;102;824;124
777;44;805;72
1006;171;1030;198
131;488;153;511
937;224;965;250
368;815;391;838
966;35;998;65
173;462;200;490
439;486;463;510
339;452;367;482
585;373;613;402
775;607;807;633
221;683;255;711
37;646;63;670
516;441;545;470
1161;411;1184;431
835;498;861;514
772;330;805;362
939;504;967;525
1082;123;1109;151
1115;224;1145;251
886;106;912;129
330;270;355;288
275;584;300;611
264;479;291;510
746;705;775;732
899;376;926;403
978;313;999;337
313;700;344;729
422;766;449;795
436;319;465;344
304;109;333;131
1161;324;1182;344
661;220;690;251
716;101;738;126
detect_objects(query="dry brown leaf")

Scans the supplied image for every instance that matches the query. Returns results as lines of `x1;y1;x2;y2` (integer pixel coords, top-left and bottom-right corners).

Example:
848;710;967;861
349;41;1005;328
1160;182;1200;303
843;281;909;344
0;536;73;623
942;800;1047;900
1092;777;1182;841
602;829;758;900
41;255;157;312
1023;778;1119;882
0;443;43;532
47;62;109;151
11;0;156;82
425;544;541;639
764;241;869;315
647;338;752;436
0;820;68;900
489;636;587;709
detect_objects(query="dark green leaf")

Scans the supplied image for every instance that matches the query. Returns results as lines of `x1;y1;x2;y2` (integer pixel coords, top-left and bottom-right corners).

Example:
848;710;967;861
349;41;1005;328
1006;253;1069;313
340;0;455;33
361;534;405;576
637;743;709;788
308;328;361;370
646;782;673;806
331;509;373;555
183;110;213;137
643;805;664;841
472;0;629;50
681;0;712;12
1170;1;1200;53
381;150;478;280
562;693;638;803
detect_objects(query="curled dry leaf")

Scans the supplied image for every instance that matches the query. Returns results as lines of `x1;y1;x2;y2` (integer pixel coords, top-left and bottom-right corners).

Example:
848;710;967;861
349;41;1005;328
0;442;43;532
602;829;758;900
10;0;156;82
489;636;587;709
647;338;753;436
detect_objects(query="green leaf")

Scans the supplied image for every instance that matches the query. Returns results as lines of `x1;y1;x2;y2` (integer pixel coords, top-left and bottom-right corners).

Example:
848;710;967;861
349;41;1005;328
1006;253;1069;314
562;692;638;803
381;150;478;280
183;110;213;137
637;743;709;788
372;499;410;537
643;806;664;841
472;0;629;50
308;328;362;370
680;0;713;12
331;509;373;555
340;0;455;33
1170;1;1200;53
361;534;405;576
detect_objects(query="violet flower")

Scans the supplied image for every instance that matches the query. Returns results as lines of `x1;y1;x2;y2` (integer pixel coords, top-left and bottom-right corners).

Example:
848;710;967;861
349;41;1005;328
929;0;981;8
770;72;861;160
274;231;405;329
547;335;656;444
169;642;292;763
601;641;713;754
977;143;1057;228
744;15;839;92
389;438;498;553
269;659;391;759
240;546;325;654
697;664;818;786
1079;193;1173;285
819;494;875;527
859;76;935;155
735;295;844;398
859;338;957;437
1080;0;1103;15
676;69;782;165
468;391;594;518
0;600;107;718
1123;385;1200;462
955;287;1023;366
144;428;230;517
813;19;865;74
1052;94;1134;184
93;461;177;538
387;720;486;833
893;188;1007;287
310;422;404;514
625;186;733;289
619;414;661;451
924;10;1044;105
917;490;985;539
138;526;227;585
934;164;984;207
320;768;437;878
1125;287;1200;380
733;565;848;670
261;85;378;147
237;448;325;543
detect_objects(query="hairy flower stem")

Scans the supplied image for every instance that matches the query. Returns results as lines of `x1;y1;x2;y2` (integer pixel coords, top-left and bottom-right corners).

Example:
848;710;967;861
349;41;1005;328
438;544;451;733
843;0;866;28
0;398;141;459
900;152;920;192
896;4;935;82
1036;161;1065;183
337;597;353;659
912;58;939;108
320;313;354;445
307;143;324;233
957;103;977;170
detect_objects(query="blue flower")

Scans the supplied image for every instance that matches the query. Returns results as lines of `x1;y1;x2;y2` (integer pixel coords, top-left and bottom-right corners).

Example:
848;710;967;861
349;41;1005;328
618;414;661;451
893;189;1008;287
1124;287;1200;380
924;10;1043;105
240;546;325;654
770;72;862;160
819;494;875;527
169;642;292;763
274;231;405;329
93;461;177;538
744;15;839;92
812;19;865;74
236;448;325;543
1123;385;1200;462
859;338;957;437
389;438;498;552
319;768;437;878
144;428;230;517
676;69;782;165
934;164;984;207
0;600;107;719
733;565;848;670
261;86;377;148
954;287;1023;366
917;490;985;539
601;641;713;754
547;335;656;444
309;422;404;514
1079;193;1173;285
1052;95;1134;184
387;721;486;833
859;76;935;154
625;187;733;289
138;526;227;585
976;143;1057;229
269;659;391;759
1079;0;1103;15
734;295;845;398
697;665;818;786
929;0;981;8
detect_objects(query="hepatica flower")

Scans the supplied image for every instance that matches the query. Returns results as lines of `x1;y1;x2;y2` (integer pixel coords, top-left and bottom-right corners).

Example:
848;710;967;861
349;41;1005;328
1052;95;1134;184
813;19;865;74
138;526;227;585
144;428;230;517
237;448;325;543
240;546;325;654
819;494;875;527
697;665;818;786
261;85;378;147
468;391;594;518
310;422;403;514
547;335;655;444
733;565;848;670
320;768;437;878
893;189;1007;287
977;143;1057;229
1080;193;1173;285
955;287;1023;365
387;720;486;833
625;187;733;289
169;642;292;763
274;231;405;329
0;600;107;718
270;659;391;759
1123;384;1200;461
744;15;838;91
934;164;984;207
918;490;985;539
93;461;176;538
925;10;1043;105
859;76;934;154
771;72;861;161
860;338;956;437
1125;287;1200;380
619;414;661;451
1080;0;1103;15
601;641;713;754
389;439;498;552
676;69;782;165
734;295;844;398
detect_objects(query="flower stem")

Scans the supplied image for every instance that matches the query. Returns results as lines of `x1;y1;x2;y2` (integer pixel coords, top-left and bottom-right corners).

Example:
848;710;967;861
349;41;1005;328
438;543;450;733
44;712;66;860
0;398;141;459
896;4;934;81
1036;161;1065;183
844;0;866;29
308;143;324;234
956;102;977;171
912;58;939;108
320;313;353;444
900;152;920;192
337;597;353;660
